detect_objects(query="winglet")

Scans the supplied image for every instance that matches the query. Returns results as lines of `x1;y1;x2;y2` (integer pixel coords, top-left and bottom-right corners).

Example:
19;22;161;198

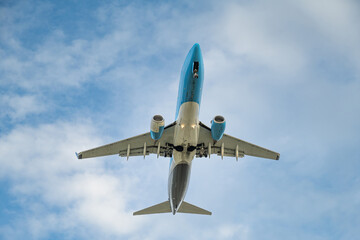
75;152;82;159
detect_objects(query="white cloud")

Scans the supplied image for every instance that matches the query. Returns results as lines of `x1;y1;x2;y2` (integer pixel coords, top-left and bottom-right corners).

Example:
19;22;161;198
297;0;360;54
0;30;134;90
1;0;360;239
201;1;307;76
1;95;47;120
0;121;145;239
215;223;250;239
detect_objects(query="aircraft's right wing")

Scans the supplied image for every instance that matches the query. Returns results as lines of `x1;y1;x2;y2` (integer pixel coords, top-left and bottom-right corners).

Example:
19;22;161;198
197;122;280;160
76;122;176;160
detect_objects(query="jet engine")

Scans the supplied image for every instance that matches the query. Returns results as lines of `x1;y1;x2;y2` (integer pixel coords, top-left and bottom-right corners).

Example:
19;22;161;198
150;115;165;140
211;115;226;141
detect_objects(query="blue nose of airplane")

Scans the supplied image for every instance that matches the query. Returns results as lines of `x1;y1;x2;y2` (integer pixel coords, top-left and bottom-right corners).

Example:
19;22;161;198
191;43;201;62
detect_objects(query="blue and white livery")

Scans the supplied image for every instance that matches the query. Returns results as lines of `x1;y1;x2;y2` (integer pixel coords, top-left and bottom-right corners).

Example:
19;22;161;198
76;43;280;215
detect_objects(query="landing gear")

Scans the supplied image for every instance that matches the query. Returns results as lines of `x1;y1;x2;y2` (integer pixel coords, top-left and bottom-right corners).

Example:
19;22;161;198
193;61;199;79
174;145;184;152
195;143;207;158
187;146;196;152
164;143;173;157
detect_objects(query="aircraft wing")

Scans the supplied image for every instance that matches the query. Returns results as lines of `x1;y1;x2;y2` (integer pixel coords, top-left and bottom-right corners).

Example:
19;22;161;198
197;122;280;160
76;122;176;160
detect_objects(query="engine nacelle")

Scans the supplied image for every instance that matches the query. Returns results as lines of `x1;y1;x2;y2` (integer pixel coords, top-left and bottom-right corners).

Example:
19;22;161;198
150;115;165;140
211;115;226;141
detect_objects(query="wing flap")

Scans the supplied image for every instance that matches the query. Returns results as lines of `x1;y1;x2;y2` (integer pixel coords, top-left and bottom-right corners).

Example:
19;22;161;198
77;122;176;159
220;134;279;160
198;122;280;160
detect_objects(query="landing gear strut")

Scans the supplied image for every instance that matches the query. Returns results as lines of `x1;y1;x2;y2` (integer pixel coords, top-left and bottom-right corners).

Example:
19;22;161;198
193;61;199;78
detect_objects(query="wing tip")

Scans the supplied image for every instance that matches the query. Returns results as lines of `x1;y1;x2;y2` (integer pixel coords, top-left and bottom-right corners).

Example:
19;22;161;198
75;152;82;159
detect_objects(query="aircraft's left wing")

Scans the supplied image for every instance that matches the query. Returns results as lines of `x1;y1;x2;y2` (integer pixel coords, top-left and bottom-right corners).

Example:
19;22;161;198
76;122;176;160
197;122;280;160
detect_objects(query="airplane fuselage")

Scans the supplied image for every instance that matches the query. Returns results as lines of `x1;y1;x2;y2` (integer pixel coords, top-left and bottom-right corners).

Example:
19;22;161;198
168;43;204;215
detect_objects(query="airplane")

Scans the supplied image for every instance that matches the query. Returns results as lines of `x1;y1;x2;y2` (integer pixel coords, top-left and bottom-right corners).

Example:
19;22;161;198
76;43;280;216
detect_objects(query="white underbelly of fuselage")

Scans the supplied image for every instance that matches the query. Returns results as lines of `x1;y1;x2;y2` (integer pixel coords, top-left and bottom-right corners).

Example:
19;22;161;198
172;102;200;168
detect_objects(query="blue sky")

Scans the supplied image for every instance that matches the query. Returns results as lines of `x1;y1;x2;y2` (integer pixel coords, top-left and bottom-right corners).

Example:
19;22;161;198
1;0;360;239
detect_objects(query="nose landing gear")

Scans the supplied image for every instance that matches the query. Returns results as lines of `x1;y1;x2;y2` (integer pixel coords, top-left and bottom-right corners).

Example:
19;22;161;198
193;61;199;78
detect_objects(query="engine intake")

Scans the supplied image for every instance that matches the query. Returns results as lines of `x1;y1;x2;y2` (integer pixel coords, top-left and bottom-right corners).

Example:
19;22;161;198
150;115;165;140
211;115;226;141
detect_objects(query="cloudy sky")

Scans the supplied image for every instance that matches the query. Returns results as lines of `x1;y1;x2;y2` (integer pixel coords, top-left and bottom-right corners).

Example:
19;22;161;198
1;0;360;239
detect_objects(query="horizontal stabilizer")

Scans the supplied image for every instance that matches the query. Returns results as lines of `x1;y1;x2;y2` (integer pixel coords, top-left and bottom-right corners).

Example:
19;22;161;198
178;201;212;215
133;201;171;216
